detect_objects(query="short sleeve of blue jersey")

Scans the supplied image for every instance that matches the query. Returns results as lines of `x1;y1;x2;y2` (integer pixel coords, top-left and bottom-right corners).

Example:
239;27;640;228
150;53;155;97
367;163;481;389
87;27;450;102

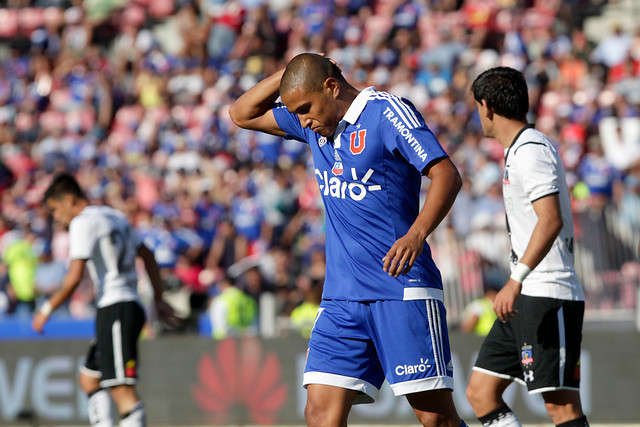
272;104;309;143
378;98;447;173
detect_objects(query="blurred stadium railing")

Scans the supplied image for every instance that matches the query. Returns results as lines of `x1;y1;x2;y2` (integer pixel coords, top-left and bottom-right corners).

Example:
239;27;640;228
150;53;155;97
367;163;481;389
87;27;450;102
276;199;640;337
430;203;639;332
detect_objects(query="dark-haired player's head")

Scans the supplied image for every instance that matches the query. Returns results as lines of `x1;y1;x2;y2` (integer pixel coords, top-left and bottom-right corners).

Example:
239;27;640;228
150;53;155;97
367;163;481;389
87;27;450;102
44;173;86;202
471;67;529;122
43;173;88;227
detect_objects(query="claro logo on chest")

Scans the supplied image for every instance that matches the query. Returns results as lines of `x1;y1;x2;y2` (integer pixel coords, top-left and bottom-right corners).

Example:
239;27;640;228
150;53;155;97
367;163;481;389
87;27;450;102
315;168;381;201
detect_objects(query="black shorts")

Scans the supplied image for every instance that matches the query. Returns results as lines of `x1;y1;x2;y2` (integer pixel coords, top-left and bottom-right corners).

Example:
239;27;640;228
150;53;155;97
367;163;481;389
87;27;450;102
81;301;146;388
473;294;584;393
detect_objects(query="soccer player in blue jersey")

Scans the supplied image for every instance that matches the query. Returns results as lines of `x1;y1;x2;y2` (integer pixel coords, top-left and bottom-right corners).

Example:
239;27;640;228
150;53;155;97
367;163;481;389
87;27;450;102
229;53;467;427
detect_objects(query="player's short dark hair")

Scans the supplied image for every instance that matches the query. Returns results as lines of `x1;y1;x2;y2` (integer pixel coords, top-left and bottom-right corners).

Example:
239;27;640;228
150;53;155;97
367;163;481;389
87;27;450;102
471;66;529;122
280;53;346;95
43;173;87;202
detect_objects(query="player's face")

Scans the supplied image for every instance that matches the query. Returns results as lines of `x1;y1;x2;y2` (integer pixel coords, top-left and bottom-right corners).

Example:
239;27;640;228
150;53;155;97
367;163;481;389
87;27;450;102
282;85;340;137
46;196;74;227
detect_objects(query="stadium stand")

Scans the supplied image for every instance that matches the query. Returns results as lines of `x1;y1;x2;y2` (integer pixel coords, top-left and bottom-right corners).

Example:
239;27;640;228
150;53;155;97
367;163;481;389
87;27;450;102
0;0;639;338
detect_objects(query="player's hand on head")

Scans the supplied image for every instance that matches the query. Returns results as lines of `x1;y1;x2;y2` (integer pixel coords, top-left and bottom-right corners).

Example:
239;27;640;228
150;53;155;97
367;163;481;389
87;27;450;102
318;53;341;71
493;279;522;322
382;232;424;277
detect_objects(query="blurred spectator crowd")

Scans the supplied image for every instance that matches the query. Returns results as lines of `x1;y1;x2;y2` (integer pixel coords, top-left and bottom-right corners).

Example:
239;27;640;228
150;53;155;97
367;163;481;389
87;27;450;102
0;0;639;336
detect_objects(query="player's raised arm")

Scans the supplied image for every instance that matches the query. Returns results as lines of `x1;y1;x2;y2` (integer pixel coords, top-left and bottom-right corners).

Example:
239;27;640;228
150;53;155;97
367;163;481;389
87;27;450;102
228;69;287;137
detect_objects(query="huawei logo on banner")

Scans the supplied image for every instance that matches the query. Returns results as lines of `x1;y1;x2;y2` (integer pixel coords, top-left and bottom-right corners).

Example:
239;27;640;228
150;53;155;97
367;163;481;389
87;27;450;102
191;338;288;424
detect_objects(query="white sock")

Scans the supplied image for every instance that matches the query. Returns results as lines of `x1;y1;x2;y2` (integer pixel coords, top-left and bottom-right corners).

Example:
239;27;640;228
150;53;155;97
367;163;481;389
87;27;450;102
119;401;146;427
87;389;114;427
479;404;523;427
487;413;522;427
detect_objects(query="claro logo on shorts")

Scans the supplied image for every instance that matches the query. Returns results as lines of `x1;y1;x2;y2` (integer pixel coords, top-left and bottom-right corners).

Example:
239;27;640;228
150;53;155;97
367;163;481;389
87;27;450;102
315;168;381;201
395;357;432;376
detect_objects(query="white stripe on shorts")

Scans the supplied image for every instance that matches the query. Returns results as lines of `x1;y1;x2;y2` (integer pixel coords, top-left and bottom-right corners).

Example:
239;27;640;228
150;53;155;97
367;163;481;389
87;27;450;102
303;372;378;404
112;320;124;382
557;306;566;386
79;365;102;379
434;300;446;375
100;377;136;387
433;300;447;377
390;375;454;396
403;287;444;301
425;300;445;377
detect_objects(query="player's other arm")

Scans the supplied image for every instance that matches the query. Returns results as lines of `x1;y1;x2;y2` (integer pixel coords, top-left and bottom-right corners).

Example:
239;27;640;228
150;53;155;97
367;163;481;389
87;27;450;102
32;258;86;333
459;308;480;334
494;193;562;321
383;157;462;277
519;193;563;270
138;244;179;326
418;157;463;238
228;69;287;137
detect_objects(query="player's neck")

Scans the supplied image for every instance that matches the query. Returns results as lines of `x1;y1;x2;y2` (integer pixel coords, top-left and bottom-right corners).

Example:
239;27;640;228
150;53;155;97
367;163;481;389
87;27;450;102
494;118;529;149
337;85;360;118
72;199;90;217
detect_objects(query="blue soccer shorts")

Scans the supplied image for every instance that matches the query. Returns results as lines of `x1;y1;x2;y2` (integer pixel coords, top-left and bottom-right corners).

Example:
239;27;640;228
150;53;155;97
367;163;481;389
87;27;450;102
302;298;454;404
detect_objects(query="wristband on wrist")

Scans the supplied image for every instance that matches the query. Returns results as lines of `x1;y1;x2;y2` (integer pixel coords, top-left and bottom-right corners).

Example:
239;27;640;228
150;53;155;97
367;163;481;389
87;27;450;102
510;262;531;283
40;301;53;317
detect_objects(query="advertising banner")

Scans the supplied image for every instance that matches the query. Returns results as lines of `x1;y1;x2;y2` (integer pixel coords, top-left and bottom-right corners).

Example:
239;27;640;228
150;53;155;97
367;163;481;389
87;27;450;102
0;331;638;425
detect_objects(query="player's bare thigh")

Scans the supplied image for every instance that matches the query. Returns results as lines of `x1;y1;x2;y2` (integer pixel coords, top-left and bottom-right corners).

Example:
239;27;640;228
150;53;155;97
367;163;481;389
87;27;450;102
406;389;462;427
305;383;358;427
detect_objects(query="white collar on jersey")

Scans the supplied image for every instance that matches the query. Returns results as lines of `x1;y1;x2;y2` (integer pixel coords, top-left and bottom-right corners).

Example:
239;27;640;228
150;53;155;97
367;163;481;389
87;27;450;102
332;87;375;147
342;86;376;125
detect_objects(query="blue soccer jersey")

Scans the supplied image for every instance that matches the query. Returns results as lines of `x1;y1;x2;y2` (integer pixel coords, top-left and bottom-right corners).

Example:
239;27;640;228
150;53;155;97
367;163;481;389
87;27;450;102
273;87;447;301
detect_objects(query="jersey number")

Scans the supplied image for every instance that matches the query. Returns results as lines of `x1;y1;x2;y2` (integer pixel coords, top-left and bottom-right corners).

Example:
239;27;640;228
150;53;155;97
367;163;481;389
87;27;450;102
565;237;574;254
110;228;135;274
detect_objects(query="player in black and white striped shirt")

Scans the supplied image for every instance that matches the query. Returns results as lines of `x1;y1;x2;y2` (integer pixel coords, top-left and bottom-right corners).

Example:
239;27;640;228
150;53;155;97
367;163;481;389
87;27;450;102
33;173;177;427
466;67;589;427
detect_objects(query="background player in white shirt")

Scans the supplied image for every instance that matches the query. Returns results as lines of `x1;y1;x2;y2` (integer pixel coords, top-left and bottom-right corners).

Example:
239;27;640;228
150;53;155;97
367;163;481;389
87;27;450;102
32;173;177;427
466;67;589;427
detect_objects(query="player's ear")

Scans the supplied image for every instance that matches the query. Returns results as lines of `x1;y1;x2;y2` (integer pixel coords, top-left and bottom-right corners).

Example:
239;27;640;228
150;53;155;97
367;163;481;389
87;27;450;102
64;193;77;208
482;99;494;119
324;77;339;97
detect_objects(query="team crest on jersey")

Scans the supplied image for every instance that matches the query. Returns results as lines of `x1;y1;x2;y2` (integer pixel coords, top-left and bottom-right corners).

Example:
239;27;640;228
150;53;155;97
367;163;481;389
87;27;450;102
349;129;366;155
332;151;343;175
318;136;327;147
521;343;533;367
503;168;510;185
